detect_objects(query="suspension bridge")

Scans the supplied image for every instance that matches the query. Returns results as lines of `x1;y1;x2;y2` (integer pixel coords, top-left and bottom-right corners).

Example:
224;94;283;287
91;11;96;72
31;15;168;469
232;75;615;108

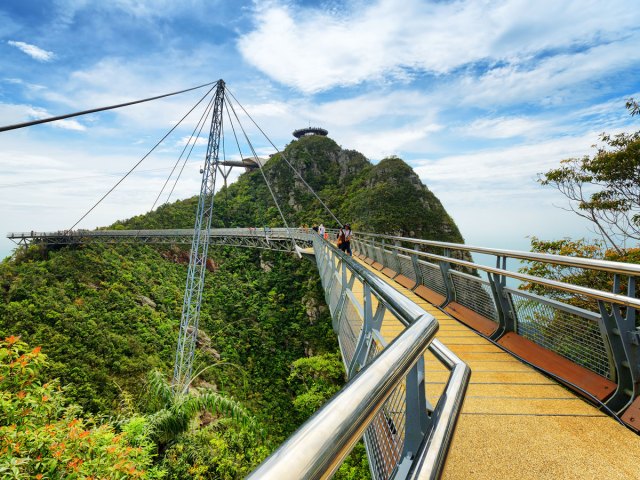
4;79;640;478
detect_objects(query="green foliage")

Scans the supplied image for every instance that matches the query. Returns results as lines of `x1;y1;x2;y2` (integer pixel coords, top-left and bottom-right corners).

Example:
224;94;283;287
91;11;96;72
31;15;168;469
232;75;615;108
145;370;258;448
161;420;269;480
539;100;640;252
520;237;640;312
346;156;461;240
0;336;164;479
333;441;371;480
0;243;184;413
288;353;345;419
1;134;463;477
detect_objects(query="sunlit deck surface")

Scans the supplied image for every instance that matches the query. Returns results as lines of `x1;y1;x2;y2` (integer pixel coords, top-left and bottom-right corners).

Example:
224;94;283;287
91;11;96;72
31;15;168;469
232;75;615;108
347;256;640;479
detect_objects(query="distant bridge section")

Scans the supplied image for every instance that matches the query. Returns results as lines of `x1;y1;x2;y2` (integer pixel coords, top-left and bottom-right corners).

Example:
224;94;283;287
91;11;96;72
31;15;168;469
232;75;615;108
7;228;314;253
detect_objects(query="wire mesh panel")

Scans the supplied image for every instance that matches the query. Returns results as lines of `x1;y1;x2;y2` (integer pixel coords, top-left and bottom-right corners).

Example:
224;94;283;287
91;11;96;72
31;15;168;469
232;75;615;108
319;254;333;290
449;270;498;323
328;271;343;316
338;294;364;367
397;253;417;283
361;335;406;480
417;260;447;297
509;289;611;378
365;384;406;480
372;245;385;264
363;243;373;258
383;249;399;273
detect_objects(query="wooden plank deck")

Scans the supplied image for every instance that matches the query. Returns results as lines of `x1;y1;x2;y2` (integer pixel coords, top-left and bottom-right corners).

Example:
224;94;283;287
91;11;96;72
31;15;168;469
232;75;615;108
349;257;640;479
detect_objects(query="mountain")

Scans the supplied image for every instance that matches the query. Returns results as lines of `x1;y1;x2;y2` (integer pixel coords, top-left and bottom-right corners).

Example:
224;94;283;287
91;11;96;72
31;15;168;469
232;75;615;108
116;135;464;243
0;134;463;478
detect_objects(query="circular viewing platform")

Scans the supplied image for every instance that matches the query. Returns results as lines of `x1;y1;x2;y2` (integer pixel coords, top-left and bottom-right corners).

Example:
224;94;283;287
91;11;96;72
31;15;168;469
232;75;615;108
293;127;328;139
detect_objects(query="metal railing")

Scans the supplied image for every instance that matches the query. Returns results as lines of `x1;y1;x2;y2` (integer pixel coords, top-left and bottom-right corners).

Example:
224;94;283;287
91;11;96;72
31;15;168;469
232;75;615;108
248;236;470;480
348;231;640;416
15;228;471;477
15;226;639;460
7;228;313;253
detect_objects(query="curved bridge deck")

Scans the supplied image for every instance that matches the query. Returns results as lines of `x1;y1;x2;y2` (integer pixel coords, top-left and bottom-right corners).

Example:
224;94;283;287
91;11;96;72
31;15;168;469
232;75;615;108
353;256;640;479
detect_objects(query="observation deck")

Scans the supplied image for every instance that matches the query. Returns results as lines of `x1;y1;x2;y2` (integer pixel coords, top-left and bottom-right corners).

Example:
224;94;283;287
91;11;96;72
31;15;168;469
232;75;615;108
292;126;329;138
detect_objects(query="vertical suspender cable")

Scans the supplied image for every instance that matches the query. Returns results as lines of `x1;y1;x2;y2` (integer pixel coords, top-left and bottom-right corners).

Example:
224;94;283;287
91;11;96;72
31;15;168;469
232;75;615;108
148;89;218;213
225;95;295;247
226;88;343;229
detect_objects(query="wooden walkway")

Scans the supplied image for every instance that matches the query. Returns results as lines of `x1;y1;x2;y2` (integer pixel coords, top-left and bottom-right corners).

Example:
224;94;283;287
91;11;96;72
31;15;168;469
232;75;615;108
354;258;640;479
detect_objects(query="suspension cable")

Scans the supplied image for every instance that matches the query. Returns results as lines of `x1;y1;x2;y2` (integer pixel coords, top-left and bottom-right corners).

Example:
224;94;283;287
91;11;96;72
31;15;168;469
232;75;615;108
148;87;217;212
226;88;343;228
224;94;293;241
0;81;217;133
69;83;217;230
164;93;217;205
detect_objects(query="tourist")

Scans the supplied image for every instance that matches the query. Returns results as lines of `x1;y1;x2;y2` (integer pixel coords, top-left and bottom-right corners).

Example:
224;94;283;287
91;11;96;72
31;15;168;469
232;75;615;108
336;224;352;256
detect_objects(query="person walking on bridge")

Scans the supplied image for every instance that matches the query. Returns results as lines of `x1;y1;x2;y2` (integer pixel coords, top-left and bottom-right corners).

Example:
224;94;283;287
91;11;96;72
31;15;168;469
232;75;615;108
339;224;352;256
318;223;325;238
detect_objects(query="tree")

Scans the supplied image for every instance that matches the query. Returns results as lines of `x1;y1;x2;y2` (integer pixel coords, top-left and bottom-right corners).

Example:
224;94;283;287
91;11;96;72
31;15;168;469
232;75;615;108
539;100;640;253
0;336;164;479
145;370;258;448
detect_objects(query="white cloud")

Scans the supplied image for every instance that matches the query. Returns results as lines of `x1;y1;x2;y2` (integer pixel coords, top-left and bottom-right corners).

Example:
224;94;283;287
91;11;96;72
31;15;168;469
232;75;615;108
27;106;86;131
464;117;550;139
349;123;442;159
238;0;640;93
457;35;640;108
414;133;596;188
7;41;55;62
177;135;208;147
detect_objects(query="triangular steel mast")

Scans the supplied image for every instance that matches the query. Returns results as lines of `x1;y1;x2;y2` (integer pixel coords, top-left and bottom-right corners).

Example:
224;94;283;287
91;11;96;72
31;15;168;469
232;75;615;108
172;79;225;392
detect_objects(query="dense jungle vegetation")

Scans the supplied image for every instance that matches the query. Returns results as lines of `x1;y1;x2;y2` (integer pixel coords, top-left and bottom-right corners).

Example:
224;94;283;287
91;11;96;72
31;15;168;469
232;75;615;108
0;135;464;478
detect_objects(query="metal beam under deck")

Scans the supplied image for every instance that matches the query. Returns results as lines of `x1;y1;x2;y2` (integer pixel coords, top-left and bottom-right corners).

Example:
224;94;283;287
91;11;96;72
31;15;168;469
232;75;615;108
7;228;315;253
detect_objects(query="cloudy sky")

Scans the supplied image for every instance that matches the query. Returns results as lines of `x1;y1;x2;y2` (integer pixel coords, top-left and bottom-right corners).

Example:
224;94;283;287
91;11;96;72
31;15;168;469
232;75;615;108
1;0;639;259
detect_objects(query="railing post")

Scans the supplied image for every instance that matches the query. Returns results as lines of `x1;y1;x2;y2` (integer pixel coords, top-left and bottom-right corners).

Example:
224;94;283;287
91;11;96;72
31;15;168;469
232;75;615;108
410;252;422;291
380;239;387;267
488;255;517;340
599;274;640;413
393;357;429;480
438;248;456;307
348;283;385;378
389;242;402;278
370;238;380;264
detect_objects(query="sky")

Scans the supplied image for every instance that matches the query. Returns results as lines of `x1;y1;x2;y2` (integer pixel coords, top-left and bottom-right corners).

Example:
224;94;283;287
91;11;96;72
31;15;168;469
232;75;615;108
1;0;639;260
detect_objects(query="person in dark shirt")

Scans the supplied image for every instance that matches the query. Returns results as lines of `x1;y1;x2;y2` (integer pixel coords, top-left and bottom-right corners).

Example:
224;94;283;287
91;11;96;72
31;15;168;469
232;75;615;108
337;224;352;256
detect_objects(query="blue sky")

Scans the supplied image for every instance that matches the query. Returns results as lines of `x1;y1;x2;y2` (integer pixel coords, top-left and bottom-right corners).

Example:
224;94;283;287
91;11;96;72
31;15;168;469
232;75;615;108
1;0;639;259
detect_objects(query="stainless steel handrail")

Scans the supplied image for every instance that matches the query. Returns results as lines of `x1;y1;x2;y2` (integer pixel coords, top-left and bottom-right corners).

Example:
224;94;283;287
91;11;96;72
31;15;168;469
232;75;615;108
388;245;640;309
246;313;439;479
345;230;640;276
248;237;470;479
409;340;470;480
348;230;640;412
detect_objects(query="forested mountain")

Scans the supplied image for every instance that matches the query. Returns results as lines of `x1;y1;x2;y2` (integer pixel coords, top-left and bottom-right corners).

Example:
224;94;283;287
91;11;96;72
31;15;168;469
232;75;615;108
0;135;463;478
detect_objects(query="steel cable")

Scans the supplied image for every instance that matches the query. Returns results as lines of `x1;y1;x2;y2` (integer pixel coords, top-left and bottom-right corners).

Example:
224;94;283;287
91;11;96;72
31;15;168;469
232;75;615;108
0;81;217;133
226;87;343;228
224;94;293;244
69;83;217;230
149;88;218;211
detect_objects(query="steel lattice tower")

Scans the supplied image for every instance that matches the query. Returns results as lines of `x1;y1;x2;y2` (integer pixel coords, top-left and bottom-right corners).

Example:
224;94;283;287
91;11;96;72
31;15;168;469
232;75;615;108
173;79;225;392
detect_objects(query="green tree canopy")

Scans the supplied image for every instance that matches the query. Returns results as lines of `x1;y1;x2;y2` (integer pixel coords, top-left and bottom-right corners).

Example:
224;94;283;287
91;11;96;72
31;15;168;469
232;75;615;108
539;100;640;253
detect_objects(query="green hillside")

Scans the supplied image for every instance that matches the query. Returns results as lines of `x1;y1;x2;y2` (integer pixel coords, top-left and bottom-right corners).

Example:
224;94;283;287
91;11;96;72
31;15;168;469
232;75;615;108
0;135;463;478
